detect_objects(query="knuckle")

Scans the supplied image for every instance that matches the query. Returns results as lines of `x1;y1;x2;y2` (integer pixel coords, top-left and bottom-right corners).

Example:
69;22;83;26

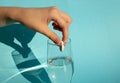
49;6;59;17
68;17;72;24
50;6;58;9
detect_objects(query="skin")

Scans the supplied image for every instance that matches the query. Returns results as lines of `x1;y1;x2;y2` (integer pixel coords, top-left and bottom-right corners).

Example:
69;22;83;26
0;6;72;45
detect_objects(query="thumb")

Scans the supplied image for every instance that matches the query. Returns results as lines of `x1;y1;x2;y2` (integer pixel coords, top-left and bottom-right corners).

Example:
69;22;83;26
43;26;61;45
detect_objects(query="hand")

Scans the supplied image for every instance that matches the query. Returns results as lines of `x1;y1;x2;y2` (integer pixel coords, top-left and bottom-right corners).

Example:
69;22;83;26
0;6;72;45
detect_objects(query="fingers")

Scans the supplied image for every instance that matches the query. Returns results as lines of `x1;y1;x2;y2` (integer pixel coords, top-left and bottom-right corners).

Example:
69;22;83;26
62;27;68;44
43;25;61;45
52;21;68;44
60;12;72;43
60;12;72;24
52;10;72;43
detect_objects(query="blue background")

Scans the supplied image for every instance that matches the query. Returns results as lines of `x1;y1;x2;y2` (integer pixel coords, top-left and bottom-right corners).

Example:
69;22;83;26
0;0;120;83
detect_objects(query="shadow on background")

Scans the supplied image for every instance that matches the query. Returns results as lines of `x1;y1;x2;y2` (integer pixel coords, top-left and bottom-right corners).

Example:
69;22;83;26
0;24;51;83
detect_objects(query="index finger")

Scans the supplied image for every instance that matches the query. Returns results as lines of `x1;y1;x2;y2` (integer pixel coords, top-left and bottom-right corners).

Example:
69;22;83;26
51;8;72;43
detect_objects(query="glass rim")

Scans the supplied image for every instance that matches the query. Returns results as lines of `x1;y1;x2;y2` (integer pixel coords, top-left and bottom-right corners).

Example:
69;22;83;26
47;38;71;46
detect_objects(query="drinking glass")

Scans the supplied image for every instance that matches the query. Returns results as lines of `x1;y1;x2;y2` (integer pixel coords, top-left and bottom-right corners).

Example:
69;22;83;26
47;39;74;83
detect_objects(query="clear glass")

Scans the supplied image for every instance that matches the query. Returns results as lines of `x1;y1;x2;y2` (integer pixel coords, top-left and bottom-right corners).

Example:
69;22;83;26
47;39;74;83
